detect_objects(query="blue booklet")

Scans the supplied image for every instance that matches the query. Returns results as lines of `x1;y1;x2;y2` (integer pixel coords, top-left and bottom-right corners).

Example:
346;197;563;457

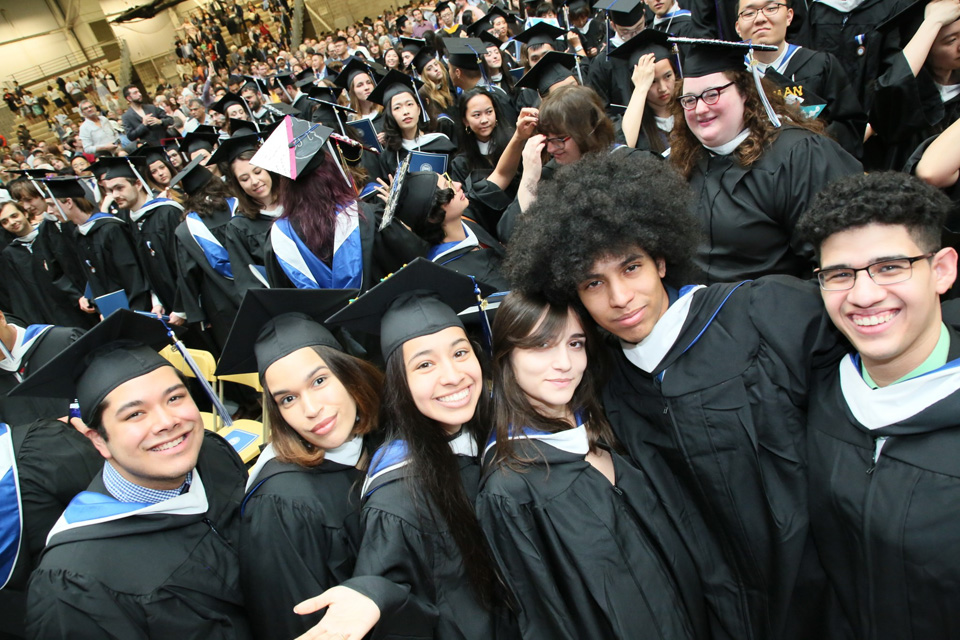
408;150;448;174
346;118;383;153
94;290;129;318
509;67;525;81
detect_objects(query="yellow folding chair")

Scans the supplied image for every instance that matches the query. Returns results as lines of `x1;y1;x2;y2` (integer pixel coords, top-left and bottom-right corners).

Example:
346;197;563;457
160;345;224;430
218;418;265;464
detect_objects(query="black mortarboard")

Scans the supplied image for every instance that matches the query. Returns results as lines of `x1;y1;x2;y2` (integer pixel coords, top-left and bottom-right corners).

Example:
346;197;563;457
207;133;261;166
515;51;578;95
468;6;516;36
478;30;506;49
609;29;672;68
227;74;245;87
306;85;342;102
89;160;112;181
593;0;645;25
210;91;248;116
42;176;86;199
445;38;488;70
435;1;456;16
131;144;169;168
309;98;357;135
272;72;298;88
229;117;259;136
392;171;440;229
395;14;410;30
8;310;176;421
215;289;356;377
250;115;337;180
89;156;139;181
169;155;214;196
179;130;220;156
326;258;494;360
242;76;271;94
681;39;774;77
367;70;424;107
295;69;317;86
9;168;53;180
399;36;427;55
412;47;441;74
262;101;299;119
513;21;566;48
335;57;375;92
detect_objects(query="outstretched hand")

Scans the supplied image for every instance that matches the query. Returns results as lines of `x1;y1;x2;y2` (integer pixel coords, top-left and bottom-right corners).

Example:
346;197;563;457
292;586;382;640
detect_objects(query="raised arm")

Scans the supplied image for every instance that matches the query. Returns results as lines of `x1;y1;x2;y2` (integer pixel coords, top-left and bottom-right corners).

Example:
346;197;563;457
487;107;540;191
915;118;960;189
622;54;657;149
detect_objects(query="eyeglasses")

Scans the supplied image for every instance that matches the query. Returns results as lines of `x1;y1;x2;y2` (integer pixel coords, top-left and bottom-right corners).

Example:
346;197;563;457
815;253;936;291
678;82;736;110
737;3;786;21
544;135;571;148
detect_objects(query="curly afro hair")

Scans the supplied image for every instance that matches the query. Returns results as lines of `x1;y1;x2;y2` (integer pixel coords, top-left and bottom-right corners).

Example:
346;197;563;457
504;151;699;304
796;171;951;260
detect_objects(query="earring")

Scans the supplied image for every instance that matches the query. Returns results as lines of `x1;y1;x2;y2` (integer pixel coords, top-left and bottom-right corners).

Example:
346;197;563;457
355;414;360;423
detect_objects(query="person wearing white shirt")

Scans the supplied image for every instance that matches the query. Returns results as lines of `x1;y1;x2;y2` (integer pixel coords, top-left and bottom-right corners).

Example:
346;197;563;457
78;101;121;155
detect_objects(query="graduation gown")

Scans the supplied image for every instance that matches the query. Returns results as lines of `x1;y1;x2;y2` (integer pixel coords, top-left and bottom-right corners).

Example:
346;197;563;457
587;55;633;115
763;46;868;159
601;278;848;640
0;325;84;427
0;223;93;329
867;52;960;171
341;434;514;640
238;442;364;640
222;212;275;297
651;10;697;37
174;203;241;353
807;315;960;640
688;126;862;283
477;426;708;640
75;213;152;312
26;432;252;640
427;219;509;291
128;198;185;313
379;133;459;178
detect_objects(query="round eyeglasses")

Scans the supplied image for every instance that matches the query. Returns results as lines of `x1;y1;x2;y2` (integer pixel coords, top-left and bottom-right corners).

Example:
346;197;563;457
678;82;735;111
737;3;787;21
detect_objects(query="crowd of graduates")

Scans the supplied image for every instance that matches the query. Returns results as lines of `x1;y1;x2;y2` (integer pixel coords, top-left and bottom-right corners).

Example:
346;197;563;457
1;0;960;638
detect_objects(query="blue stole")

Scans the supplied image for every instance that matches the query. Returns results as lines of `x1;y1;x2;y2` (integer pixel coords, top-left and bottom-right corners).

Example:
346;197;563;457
184;198;238;280
427;223;478;263
0;422;22;589
270;202;363;290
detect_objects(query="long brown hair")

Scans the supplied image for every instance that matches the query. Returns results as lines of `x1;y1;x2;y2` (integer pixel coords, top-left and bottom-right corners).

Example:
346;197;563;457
490;292;617;471
223;149;279;220
669;70;825;179
263;345;383;467
537;85;615;156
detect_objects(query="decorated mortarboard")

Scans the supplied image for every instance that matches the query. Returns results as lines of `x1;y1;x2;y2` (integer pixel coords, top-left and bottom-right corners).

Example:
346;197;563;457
8;310;178;421
41;176;87;200
169;155;214;196
215;288;357;377
367;69;425;107
593;0;645;25
412;47;441;74
334;57;375;91
515;51;578;95
609;29;672;68
250;115;336;180
399;36;427;55
513;20;566;48
210;91;248;116
445;38;489;71
326;258;496;360
207;133;262;166
179;129;220;156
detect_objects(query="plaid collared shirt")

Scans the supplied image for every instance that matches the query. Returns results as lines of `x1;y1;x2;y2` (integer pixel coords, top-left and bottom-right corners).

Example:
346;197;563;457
102;461;192;504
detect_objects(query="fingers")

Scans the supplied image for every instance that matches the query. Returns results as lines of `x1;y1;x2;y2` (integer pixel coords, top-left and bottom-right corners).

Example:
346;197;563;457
293;593;332;616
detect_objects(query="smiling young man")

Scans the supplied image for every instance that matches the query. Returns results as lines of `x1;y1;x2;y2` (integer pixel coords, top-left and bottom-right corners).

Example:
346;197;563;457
505;152;848;640
11;310;250;639
795;171;960;640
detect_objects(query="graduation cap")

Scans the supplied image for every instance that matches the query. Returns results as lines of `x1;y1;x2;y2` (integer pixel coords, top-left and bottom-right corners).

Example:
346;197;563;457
227;74;246;87
169;155;214;196
367;70;426;113
251;115;339;181
609;29;672;69
477;30;507;50
309;97;357;136
89;156;154;196
215;288;357;377
272;71;298;89
412;47;442;75
179;130;220;156
515;51;579;96
593;0;645;26
399;36;427;55
513;21;566;48
306;85;342;102
41;176;86;200
8;310;177;421
334;57;376;92
390;170;440;229
445;38;489;71
242;75;271;96
209;91;249;116
131;145;170;168
229;117;259;136
435;1;456;16
207;133;262;167
326;258;495;360
262;101;300;119
468;6;518;36
8;168;53;181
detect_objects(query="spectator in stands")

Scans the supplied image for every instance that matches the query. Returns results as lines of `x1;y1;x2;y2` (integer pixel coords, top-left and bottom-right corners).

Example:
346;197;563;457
121;85;174;146
78;100;121;156
66;77;84;108
412;8;436;37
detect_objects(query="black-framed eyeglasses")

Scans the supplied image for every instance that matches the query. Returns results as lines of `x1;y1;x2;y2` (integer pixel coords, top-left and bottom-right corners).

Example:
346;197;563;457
678;82;736;110
737;3;786;20
815;253;936;291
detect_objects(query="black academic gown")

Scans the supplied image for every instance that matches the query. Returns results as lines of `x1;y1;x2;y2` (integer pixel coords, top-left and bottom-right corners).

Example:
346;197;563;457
0;222;93;329
477;432;708;640
867;52;960;171
341;437;515;640
807;312;960;640
601;278;848;640
25;432;252;640
0;420;101;639
651;11;697;37
429;219;509;291
128;198;185;313
0;326;84;427
378;134;459;178
688;126;862;283
174;206;241;354
222;213;274;297
763;47;868;159
75;214;152;312
587;55;633;115
238;444;364;640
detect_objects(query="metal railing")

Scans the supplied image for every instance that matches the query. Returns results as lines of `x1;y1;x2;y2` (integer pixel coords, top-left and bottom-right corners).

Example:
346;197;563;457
4;40;123;88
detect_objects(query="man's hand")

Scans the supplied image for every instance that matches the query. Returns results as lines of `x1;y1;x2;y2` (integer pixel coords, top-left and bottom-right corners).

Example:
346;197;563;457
292;586;381;640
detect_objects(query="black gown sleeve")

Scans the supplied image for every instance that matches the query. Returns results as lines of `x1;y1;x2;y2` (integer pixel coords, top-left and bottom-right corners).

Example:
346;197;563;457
870;52;945;145
222;217;269;297
101;223;152;312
